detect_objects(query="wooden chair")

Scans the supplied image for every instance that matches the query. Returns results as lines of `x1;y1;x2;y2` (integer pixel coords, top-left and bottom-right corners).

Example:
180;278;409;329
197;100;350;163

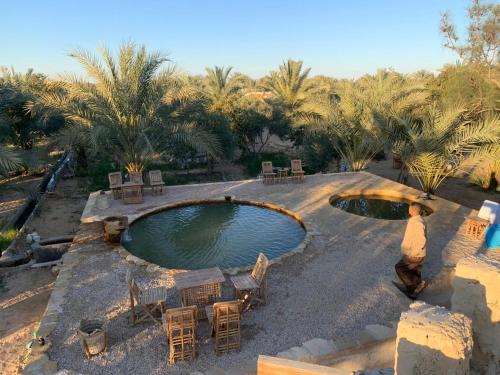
149;170;165;195
163;306;197;364
230;253;269;311
129;171;143;184
290;160;305;183
126;269;168;325
205;300;242;354
108;172;122;199
261;162;276;185
181;283;222;320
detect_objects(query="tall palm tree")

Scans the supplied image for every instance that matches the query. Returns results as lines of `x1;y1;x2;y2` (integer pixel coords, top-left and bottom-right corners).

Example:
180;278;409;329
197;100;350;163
263;59;319;123
30;43;221;172
306;83;383;171
204;66;240;112
393;105;500;198
0;68;52;149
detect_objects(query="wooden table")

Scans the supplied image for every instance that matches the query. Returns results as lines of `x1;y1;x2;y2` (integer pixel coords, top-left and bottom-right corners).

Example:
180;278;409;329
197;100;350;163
121;182;144;204
174;267;226;319
273;167;290;184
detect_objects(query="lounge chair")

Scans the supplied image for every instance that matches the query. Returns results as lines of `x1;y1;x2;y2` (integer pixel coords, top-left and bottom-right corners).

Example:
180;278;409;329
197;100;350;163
262;162;276;185
108;172;122;199
163;306;197;364
290;159;305;183
230;252;269;311
205;300;242;354
126;269;168;325
149;170;165;195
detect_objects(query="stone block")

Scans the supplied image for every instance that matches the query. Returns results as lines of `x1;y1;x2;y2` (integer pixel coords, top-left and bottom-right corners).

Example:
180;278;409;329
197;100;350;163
452;255;500;369
302;338;336;358
395;301;473;375
364;324;397;341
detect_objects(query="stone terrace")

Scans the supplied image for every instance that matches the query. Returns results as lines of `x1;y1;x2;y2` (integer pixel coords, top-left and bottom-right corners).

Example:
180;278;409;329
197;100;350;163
38;172;485;374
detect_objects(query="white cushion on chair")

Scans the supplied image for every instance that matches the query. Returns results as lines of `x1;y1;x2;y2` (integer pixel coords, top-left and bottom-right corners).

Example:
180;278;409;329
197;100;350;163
478;200;499;224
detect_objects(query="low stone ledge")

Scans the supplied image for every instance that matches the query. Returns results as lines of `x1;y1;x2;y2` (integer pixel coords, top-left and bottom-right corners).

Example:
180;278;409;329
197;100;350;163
395;301;473;375
452;254;500;371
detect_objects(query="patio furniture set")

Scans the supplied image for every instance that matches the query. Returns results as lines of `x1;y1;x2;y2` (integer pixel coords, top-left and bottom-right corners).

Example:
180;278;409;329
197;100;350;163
262;159;305;184
108;170;165;204
126;253;270;364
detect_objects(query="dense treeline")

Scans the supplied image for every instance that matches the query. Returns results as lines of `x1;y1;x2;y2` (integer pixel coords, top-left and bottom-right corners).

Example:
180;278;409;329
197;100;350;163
0;0;499;196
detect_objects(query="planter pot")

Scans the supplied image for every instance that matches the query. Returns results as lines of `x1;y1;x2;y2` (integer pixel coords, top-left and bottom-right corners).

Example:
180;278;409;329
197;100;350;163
78;319;107;359
103;216;128;243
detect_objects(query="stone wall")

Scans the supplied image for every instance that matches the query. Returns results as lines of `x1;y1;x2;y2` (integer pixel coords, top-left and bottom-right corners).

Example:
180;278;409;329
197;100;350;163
394;301;473;375
452;254;500;372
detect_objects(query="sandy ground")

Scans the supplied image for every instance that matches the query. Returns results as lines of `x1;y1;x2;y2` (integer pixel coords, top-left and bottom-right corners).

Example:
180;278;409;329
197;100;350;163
0;178;87;374
0;175;42;228
49;172;485;374
367;159;499;210
0;266;55;374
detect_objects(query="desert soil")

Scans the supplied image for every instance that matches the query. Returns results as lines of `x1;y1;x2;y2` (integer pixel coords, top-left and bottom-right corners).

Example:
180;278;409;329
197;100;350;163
0;177;87;374
0;175;42;228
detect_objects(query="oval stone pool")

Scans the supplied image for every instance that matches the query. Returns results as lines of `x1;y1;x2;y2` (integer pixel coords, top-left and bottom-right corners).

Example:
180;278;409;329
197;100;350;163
121;202;306;269
331;195;432;220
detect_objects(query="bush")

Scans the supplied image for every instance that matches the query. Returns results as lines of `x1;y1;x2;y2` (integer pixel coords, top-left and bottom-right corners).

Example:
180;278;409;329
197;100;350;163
0;228;18;254
76;157;117;192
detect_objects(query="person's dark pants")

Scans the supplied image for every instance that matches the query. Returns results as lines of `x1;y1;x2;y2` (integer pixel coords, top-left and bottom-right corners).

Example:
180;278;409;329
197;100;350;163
395;256;425;293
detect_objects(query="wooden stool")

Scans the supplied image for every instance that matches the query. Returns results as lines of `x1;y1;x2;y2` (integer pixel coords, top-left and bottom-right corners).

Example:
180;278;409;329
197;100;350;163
465;216;489;240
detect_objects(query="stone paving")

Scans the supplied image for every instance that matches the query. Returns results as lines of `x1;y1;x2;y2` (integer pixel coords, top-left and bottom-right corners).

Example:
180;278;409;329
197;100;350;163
27;172;488;374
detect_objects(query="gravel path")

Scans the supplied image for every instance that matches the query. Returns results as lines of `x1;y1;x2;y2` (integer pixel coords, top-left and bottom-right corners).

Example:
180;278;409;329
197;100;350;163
48;173;482;374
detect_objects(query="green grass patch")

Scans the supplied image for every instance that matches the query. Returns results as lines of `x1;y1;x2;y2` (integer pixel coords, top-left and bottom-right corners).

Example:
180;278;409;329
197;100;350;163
0;228;18;254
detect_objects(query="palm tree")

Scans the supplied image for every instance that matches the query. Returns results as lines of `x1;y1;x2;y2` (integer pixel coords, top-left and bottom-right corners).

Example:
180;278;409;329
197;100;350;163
263;59;319;123
0;146;21;176
204;66;241;113
306;83;383;171
0;68;52;149
30;43;221;173
393;105;500;198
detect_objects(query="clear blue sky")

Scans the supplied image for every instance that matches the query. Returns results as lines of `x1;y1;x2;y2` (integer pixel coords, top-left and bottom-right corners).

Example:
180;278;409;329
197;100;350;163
1;0;470;79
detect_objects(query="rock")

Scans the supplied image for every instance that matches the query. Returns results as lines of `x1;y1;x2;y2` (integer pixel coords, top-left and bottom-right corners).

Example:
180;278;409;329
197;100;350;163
301;338;336;358
51;266;60;276
394;301;473;375
452;255;500;371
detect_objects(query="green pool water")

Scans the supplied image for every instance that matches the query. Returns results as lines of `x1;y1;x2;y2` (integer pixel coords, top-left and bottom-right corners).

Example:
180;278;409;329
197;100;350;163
331;196;431;220
121;202;306;269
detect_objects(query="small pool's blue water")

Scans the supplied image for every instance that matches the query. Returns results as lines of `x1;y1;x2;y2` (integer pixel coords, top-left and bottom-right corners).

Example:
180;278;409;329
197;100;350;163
121;202;306;269
486;224;500;249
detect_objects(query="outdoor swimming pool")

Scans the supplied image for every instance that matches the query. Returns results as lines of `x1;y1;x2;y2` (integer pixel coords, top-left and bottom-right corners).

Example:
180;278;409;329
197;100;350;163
121;202;306;269
331;195;432;220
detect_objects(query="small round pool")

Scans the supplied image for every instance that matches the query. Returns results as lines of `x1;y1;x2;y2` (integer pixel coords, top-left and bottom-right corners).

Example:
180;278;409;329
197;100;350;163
330;195;432;220
121;202;306;269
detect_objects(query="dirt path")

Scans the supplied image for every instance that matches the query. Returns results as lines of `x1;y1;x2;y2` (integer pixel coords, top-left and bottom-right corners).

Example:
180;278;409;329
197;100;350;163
0;266;55;374
0;175;42;229
0;178;87;374
367;158;499;210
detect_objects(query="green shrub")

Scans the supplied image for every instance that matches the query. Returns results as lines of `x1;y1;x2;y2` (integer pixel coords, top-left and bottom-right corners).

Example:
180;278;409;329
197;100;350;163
76;157;117;192
0;228;18;254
